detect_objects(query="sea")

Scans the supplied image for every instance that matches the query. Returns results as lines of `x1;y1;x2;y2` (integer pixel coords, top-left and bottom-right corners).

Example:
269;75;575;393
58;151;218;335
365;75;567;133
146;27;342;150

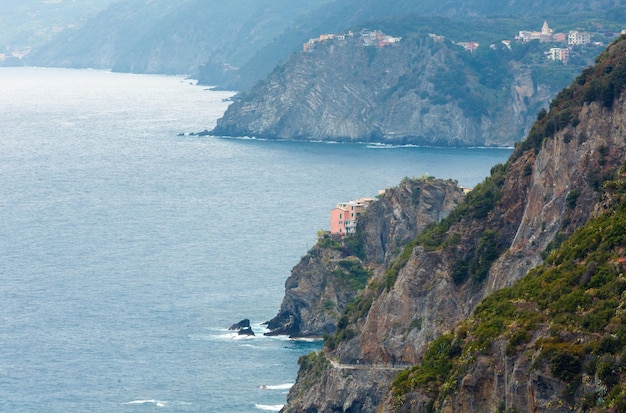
0;67;512;412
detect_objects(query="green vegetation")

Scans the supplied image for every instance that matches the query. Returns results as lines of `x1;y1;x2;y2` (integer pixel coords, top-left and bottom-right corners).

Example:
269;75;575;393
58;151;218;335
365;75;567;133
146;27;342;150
391;172;626;411
384;238;419;290
317;231;365;259
343;230;366;260
331;259;371;290
380;162;509;290
514;35;626;160
320;33;626;412
391;333;462;409
409;162;509;286
420;34;585;122
317;233;343;250
381;20;604;124
315;229;374;349
324;293;374;350
297;351;330;392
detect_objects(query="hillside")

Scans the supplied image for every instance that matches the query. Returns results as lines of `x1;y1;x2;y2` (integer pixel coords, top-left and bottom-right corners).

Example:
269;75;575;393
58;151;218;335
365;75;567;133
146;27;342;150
211;23;603;147
210;1;625;90
390;173;626;411
385;36;626;412
14;0;622;85
0;0;116;66
265;178;464;338
24;0;329;75
276;35;626;411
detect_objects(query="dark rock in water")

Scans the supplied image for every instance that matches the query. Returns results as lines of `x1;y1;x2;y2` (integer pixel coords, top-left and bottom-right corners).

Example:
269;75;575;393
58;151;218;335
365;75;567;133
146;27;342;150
229;319;251;331
179;129;211;137
238;326;255;336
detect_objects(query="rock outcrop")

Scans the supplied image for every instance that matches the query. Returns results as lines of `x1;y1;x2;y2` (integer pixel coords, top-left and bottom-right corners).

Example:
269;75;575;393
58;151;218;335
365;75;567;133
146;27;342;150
212;34;560;147
281;36;626;412
264;178;464;338
229;319;255;335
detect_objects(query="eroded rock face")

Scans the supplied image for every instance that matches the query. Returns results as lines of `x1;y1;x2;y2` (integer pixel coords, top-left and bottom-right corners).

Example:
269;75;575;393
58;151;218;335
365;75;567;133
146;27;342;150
264;178;464;338
443;338;573;413
211;35;555;147
359;179;463;265
281;67;626;413
264;246;352;337
427;99;626;413
286;362;399;413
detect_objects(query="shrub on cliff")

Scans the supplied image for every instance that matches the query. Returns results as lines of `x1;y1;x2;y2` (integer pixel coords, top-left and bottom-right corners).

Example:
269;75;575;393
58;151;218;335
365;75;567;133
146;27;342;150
391;172;626;411
514;35;626;160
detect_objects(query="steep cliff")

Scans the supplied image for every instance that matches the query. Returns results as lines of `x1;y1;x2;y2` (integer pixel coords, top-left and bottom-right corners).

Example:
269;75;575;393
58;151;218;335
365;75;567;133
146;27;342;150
388;173;626;412
281;36;626;412
212;33;568;147
265;178;463;338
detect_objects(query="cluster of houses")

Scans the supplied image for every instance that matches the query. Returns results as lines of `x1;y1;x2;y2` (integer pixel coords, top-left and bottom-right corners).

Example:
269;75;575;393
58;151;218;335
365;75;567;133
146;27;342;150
303;29;401;52
517;21;597;64
516;21;597;46
456;21;615;65
302;21;614;65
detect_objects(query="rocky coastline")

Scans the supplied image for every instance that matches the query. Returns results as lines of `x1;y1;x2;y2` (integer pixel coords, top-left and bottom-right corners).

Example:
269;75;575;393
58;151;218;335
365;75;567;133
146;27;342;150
271;36;626;412
212;34;558;147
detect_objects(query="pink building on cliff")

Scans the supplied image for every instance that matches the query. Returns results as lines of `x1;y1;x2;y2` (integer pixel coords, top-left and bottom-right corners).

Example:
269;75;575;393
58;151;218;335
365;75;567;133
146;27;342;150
330;198;375;235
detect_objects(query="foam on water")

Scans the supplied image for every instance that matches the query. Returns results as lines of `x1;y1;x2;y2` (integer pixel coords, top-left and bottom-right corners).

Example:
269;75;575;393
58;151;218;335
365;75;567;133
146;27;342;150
122;399;167;407
260;383;294;390
255;404;284;411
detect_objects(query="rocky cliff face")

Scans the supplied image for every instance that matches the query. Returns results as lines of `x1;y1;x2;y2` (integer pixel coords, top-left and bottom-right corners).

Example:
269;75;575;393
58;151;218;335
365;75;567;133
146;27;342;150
212;34;558;147
265;178;463;338
281;36;626;412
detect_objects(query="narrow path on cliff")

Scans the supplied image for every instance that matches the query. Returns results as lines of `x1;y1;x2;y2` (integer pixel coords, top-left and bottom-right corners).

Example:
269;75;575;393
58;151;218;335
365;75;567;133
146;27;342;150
329;359;412;371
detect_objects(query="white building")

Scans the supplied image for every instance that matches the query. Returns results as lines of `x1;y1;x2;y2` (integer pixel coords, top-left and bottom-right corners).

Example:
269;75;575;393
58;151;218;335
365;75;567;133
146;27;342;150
568;30;591;46
547;48;569;63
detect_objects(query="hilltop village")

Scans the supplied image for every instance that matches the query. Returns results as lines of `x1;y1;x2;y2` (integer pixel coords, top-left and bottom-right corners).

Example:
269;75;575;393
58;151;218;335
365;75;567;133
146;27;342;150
304;21;625;65
304;29;401;52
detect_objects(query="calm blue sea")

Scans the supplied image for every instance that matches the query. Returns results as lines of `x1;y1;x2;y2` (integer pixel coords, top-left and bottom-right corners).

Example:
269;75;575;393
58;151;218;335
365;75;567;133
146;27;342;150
0;67;512;412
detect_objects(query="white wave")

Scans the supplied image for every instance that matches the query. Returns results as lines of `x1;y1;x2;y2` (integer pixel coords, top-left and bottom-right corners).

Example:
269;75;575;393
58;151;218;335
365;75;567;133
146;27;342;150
122;399;166;407
191;322;316;343
239;343;258;347
255;404;284;411
219;135;270;141
189;328;255;341
289;337;323;343
466;145;515;150
366;143;420;149
366;143;515;150
260;383;294;390
232;333;256;340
